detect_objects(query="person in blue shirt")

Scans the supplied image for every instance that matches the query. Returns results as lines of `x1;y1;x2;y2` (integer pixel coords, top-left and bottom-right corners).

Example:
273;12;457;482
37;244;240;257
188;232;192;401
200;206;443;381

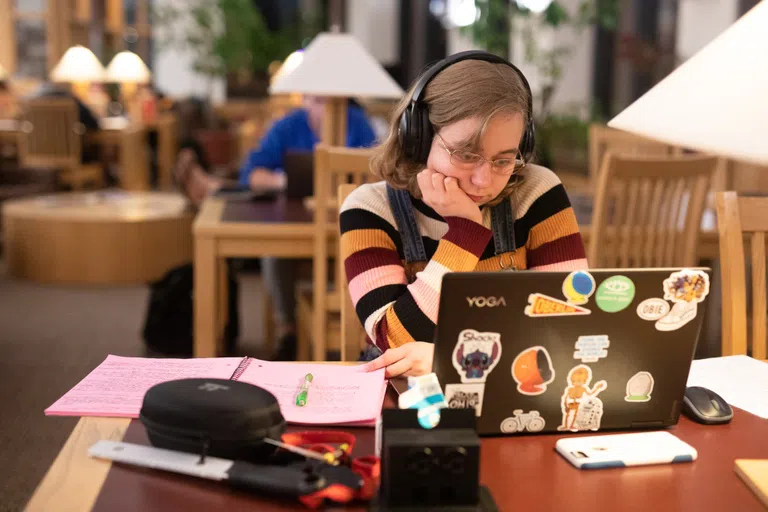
175;95;376;360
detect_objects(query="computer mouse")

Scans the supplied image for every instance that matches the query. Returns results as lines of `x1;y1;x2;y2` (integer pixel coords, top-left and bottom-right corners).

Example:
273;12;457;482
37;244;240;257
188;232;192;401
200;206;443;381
682;386;733;424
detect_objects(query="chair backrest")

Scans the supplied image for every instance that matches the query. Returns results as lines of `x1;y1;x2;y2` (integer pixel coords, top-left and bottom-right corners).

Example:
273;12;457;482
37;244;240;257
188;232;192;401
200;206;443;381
588;152;718;268
338;183;367;362
18;98;82;169
310;144;377;361
716;192;768;360
588;124;675;183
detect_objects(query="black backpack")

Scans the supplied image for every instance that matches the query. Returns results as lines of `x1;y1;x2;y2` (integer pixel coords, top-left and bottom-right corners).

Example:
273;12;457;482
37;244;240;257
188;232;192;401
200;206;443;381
143;263;240;356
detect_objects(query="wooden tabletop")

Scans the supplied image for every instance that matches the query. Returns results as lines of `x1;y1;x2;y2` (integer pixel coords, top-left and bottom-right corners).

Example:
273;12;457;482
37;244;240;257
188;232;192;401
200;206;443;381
26;401;768;511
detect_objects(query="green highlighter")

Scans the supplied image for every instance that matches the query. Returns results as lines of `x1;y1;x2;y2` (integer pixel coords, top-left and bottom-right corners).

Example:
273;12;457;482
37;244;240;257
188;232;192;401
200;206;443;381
295;373;313;407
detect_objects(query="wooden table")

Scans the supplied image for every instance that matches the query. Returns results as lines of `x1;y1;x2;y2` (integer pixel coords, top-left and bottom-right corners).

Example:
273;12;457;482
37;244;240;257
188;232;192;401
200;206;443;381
0;114;178;191
192;194;719;359
3;191;193;284
26;390;768;511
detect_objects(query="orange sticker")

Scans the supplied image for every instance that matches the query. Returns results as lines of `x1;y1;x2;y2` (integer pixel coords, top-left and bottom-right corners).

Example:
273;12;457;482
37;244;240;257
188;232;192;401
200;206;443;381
524;293;591;317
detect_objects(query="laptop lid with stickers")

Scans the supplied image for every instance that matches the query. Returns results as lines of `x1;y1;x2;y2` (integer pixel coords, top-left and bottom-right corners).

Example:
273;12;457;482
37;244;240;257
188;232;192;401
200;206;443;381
432;268;711;436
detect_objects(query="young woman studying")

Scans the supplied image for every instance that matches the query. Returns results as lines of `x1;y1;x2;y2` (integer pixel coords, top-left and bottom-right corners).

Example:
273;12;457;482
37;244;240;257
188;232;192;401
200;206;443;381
339;51;588;378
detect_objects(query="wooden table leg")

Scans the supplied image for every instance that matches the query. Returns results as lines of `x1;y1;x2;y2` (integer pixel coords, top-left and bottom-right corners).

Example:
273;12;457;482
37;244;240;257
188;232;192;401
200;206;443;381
216;258;229;353
194;235;218;358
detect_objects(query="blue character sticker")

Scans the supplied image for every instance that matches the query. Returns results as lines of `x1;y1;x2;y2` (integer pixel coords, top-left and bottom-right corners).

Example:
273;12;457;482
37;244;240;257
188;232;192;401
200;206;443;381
452;329;502;383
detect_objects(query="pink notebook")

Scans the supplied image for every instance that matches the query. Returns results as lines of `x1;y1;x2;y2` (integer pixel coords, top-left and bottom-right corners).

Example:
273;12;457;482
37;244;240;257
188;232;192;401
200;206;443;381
45;355;387;426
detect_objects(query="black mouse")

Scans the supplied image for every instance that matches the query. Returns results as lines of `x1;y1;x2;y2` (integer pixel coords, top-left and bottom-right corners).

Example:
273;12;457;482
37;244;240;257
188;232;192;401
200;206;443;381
682;386;733;424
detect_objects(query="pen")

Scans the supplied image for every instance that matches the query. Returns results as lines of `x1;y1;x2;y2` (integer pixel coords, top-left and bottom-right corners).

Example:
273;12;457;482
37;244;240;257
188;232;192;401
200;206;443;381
295;373;313;407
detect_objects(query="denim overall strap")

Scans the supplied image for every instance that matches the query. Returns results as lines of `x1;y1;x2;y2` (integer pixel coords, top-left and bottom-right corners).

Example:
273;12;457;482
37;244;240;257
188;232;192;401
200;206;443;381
386;185;428;264
490;198;517;269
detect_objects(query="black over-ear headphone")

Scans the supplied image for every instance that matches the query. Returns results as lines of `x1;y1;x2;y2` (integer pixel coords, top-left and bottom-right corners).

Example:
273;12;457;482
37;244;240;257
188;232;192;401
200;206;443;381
398;50;535;166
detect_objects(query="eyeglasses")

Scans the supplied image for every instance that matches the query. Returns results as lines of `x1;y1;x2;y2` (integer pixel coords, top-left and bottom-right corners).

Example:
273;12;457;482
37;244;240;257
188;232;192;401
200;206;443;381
436;134;525;175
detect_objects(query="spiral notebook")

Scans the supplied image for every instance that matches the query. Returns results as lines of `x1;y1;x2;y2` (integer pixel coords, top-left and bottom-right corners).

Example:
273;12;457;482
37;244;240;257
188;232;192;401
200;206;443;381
45;355;387;426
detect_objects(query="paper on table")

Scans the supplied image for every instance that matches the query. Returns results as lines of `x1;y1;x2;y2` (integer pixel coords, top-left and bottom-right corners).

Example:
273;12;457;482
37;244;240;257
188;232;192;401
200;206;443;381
45;355;243;418
236;361;386;425
686;355;768;419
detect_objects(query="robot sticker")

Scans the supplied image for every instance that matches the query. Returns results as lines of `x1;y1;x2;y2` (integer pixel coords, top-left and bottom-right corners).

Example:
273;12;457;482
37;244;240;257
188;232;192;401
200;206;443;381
500;410;546;434
558;365;607;432
511;346;555;396
655;269;710;332
444;383;486;416
451;329;502;383
625;371;655;402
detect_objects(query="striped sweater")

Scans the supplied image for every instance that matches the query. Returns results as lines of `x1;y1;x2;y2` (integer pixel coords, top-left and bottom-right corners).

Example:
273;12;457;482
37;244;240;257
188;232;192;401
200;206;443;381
339;164;588;351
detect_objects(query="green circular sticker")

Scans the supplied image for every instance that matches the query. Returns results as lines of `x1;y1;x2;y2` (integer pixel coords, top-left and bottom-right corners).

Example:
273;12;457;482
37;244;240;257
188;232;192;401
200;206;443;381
595;276;636;313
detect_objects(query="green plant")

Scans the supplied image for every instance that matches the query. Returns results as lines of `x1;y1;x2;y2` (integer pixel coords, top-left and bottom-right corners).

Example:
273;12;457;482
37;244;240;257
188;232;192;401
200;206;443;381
463;0;619;116
153;0;323;88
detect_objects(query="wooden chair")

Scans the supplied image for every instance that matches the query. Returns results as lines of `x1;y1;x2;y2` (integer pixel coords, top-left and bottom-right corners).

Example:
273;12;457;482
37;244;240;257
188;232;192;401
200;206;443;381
296;144;377;361
338;183;368;362
588;152;719;268
588;124;676;186
18;98;104;190
715;192;768;360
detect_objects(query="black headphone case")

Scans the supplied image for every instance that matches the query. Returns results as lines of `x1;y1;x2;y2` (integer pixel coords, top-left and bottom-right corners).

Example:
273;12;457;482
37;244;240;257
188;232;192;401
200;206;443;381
139;378;286;462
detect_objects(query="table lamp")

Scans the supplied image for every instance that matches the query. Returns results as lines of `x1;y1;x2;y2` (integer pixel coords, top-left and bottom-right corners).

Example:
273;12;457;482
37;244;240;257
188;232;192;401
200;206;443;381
608;1;768;166
105;51;151;99
269;32;403;145
50;45;105;101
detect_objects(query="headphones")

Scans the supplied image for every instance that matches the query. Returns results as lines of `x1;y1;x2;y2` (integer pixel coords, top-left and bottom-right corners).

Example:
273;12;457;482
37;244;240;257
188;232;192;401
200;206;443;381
398;50;535;166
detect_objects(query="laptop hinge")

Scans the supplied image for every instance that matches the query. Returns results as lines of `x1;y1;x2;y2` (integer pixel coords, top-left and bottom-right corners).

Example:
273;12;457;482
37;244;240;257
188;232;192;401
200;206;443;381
630;421;666;428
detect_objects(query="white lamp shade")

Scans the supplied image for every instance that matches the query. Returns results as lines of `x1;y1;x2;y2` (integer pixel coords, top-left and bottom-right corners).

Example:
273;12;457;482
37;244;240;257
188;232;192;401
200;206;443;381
271;50;304;85
50;46;105;83
0;62;7;81
105;51;151;84
269;32;403;99
608;2;768;166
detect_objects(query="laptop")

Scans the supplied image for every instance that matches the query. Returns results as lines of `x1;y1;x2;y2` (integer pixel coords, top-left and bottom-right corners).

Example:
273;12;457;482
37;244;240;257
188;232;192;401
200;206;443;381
212;150;314;201
432;268;711;436
283;150;314;199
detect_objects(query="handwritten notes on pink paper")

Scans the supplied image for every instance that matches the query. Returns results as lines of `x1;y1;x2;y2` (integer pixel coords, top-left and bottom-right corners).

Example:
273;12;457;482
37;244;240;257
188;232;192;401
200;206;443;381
45;355;242;418
236;361;386;425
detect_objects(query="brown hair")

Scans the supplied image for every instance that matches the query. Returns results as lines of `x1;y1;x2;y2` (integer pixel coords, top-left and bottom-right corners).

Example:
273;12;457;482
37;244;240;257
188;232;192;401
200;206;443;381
370;60;530;204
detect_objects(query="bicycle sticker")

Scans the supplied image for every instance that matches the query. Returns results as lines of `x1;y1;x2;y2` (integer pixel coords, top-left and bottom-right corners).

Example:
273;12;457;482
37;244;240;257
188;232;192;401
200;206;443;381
500;410;546;434
444;383;486;417
625;371;654;402
573;335;610;363
452;329;502;383
557;364;607;432
512;346;555;396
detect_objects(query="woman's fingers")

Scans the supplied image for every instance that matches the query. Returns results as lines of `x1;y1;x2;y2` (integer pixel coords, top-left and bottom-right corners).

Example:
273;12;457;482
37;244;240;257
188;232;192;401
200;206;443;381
364;345;406;372
431;171;447;194
384;356;413;379
444;176;460;195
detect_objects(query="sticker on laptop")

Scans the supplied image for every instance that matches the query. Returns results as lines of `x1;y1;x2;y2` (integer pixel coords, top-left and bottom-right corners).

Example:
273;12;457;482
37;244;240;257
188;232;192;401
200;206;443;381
524;293;591;317
500;409;546;434
562;270;596;305
595;275;636;313
558;364;607;432
655;269;710;331
452;329;502;383
573;335;610;363
636;298;670;321
512;346;555;396
625;371;654;402
444;383;485;417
